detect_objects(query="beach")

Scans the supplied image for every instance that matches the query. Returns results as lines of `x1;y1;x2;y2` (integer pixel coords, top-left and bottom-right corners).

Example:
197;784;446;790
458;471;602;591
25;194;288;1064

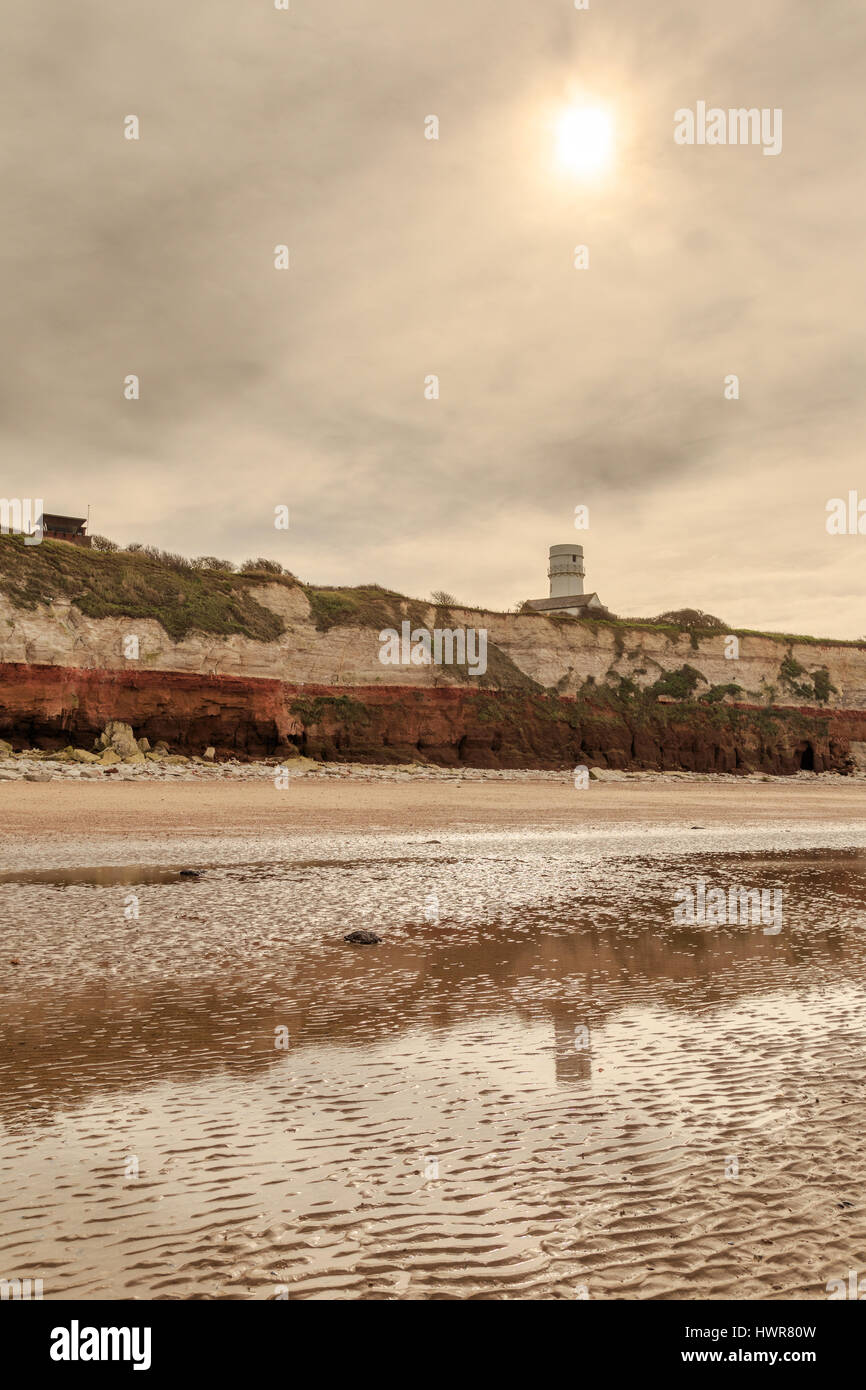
2;773;866;1300
3;770;866;835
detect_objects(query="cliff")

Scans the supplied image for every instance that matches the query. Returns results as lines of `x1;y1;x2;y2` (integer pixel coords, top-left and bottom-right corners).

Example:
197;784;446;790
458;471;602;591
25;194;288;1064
1;535;865;772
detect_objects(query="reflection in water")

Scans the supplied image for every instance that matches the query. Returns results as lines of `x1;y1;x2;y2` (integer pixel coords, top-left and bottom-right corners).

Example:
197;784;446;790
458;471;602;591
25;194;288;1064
1;830;866;1300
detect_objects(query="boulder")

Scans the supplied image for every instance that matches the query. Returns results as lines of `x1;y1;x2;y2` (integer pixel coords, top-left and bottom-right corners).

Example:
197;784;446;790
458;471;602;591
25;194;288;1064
203;746;215;761
137;737;151;753
99;748;122;765
344;930;381;945
0;739;12;757
95;720;140;759
70;748;100;763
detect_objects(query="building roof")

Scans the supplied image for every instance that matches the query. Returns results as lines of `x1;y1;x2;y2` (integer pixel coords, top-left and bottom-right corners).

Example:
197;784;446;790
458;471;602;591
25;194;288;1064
524;593;607;614
39;514;87;531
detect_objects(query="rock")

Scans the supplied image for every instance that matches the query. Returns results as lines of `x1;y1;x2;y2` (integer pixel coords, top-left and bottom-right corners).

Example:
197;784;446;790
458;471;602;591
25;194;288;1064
137;737;151;753
344;930;381;944
24;772;51;782
154;740;170;754
0;770;21;780
203;746;215;761
100;748;122;765
95;720;140;759
70;748;100;763
0;738;12;757
179;869;202;878
123;751;146;764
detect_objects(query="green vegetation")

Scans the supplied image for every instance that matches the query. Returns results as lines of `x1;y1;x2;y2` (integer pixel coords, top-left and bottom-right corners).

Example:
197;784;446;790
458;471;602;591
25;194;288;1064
302;583;430;633
450;640;542;693
779;650;838;704
534;609;866;650
653;608;729;631
648;664;705;700
3;533;863;663
702;682;744;704
811;667;836;703
0;533;292;642
288;694;371;726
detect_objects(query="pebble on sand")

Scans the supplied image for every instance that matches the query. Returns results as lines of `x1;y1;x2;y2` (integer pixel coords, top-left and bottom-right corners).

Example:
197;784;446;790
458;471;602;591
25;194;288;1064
344;930;381;945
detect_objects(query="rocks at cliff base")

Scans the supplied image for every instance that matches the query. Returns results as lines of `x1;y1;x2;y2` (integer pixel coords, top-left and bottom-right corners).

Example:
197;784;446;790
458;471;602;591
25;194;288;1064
344;930;381;944
95;721;140;760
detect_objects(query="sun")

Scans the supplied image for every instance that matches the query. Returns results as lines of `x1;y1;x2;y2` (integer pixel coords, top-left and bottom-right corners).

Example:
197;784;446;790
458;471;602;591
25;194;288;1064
555;106;614;176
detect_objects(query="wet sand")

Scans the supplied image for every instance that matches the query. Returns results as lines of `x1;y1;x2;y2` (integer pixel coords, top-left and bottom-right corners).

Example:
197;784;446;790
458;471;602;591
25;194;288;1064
1;777;866;1300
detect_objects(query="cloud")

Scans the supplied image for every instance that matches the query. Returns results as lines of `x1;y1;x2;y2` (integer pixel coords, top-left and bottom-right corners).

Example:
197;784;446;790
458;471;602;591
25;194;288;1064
2;0;865;636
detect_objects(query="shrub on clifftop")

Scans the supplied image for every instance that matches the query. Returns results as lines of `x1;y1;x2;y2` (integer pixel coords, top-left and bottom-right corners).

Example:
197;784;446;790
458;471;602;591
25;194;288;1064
0;533;292;642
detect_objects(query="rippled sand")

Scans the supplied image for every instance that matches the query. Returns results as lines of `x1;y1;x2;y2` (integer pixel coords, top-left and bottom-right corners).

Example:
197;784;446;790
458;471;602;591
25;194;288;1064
1;780;866;1299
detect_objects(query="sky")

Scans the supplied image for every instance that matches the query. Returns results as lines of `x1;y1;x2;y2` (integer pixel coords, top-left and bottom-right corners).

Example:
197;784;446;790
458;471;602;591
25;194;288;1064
3;0;866;636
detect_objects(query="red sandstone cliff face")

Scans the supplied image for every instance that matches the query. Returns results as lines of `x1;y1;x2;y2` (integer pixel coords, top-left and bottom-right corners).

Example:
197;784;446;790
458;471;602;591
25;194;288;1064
0;663;859;773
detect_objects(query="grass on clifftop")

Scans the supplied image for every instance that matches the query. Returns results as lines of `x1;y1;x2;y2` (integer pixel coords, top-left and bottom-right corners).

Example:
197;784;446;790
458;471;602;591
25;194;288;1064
3;533;863;651
302;584;430;633
0;534;291;642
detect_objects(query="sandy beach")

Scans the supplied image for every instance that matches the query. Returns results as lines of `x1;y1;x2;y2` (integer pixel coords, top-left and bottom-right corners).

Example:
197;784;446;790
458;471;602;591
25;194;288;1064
2;774;866;836
1;772;866;1300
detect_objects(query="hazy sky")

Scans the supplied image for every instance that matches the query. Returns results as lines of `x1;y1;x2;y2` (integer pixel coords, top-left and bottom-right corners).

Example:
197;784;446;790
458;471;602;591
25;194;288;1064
3;1;865;635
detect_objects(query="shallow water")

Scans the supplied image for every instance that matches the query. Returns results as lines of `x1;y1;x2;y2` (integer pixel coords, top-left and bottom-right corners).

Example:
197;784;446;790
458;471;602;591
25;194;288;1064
1;821;866;1300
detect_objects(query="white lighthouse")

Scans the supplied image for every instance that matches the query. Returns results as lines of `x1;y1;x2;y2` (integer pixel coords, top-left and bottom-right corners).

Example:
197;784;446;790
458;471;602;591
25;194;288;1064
524;544;609;617
548;543;585;598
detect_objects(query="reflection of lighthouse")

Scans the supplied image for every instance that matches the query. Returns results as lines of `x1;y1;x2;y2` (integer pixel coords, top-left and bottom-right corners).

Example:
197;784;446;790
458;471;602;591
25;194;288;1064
552;1013;593;1087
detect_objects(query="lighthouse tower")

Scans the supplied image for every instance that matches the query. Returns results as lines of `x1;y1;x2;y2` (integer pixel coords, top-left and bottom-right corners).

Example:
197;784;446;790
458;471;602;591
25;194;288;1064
523;543;609;617
548;543;585;598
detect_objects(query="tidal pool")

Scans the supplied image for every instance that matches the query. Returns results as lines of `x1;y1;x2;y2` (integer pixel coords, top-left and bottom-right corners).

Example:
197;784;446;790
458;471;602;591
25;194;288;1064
1;823;865;1299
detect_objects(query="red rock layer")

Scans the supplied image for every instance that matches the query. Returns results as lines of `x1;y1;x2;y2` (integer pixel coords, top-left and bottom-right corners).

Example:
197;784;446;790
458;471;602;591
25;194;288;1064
0;663;863;774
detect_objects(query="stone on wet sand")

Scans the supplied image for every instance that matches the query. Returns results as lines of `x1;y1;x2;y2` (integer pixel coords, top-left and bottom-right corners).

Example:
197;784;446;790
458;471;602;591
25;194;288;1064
344;930;381;944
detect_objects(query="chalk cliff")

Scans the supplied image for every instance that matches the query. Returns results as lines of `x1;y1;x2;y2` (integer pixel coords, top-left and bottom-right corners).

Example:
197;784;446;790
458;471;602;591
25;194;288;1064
1;544;865;772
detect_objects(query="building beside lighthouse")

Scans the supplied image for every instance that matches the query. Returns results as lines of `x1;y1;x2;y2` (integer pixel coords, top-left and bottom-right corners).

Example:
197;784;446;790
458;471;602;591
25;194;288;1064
523;544;610;617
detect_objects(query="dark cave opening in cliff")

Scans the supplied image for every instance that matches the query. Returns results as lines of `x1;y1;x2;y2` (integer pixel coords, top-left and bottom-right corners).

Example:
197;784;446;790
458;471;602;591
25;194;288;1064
799;743;815;771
